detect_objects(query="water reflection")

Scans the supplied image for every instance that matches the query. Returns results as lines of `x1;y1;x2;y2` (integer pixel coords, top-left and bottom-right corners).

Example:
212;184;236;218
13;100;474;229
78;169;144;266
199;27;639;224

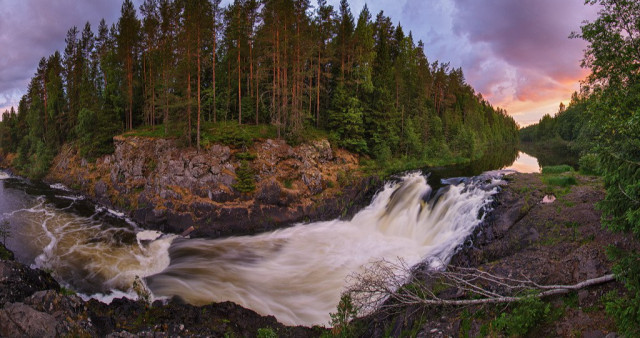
519;142;579;169
503;152;540;173
425;146;520;188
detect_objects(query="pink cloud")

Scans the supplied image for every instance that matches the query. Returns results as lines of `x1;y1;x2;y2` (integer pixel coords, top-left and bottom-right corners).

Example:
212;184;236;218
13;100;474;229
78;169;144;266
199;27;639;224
449;0;598;121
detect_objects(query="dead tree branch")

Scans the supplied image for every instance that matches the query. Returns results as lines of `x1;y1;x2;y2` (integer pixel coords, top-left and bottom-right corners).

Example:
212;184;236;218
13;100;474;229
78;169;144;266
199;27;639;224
345;259;615;316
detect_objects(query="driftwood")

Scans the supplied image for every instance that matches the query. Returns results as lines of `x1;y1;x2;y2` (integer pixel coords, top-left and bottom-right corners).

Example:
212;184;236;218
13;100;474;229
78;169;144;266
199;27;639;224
345;259;616;315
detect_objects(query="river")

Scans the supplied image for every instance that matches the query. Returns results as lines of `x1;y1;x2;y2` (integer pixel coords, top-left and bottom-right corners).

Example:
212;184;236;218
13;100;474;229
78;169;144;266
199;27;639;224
0;149;541;326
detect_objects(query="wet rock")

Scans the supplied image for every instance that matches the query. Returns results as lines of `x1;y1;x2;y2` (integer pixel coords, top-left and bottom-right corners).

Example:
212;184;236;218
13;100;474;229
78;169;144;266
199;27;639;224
0;260;60;306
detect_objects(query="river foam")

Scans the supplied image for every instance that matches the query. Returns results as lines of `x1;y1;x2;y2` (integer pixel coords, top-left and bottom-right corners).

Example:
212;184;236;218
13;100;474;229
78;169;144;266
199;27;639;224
146;171;500;326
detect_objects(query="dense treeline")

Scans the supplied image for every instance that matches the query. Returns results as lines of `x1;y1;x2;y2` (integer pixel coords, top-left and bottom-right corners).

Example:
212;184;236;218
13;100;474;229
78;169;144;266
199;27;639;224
519;93;592;147
521;1;640;335
0;0;517;178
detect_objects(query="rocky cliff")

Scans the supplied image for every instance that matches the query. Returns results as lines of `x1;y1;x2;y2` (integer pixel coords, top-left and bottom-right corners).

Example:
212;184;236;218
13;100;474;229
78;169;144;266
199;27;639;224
46;136;380;237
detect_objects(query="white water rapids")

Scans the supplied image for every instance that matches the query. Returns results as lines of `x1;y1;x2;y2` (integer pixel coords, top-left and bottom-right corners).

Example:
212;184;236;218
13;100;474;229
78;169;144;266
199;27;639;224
2;171;503;326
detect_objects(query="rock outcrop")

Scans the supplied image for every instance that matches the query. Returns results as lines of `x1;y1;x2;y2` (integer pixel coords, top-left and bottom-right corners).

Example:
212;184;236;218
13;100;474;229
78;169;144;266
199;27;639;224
47;136;379;237
0;242;320;337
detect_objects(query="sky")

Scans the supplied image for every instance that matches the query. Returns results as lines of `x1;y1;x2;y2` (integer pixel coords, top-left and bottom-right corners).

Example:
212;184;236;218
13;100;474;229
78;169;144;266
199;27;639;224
0;0;599;126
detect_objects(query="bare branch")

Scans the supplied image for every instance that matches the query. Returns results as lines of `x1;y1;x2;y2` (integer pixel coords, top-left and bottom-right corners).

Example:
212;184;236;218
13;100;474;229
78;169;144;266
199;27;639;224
344;260;616;316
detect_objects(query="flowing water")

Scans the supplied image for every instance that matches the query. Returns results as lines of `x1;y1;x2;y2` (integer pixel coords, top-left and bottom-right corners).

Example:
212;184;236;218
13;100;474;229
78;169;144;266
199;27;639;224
0;151;536;326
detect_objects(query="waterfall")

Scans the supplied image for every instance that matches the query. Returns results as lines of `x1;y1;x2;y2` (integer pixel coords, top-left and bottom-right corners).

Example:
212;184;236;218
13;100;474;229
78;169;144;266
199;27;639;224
146;171;501;326
2;170;502;327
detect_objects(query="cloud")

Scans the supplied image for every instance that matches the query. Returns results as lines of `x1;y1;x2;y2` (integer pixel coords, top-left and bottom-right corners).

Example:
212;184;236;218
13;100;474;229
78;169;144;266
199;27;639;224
0;0;597;126
448;0;597;122
0;0;130;110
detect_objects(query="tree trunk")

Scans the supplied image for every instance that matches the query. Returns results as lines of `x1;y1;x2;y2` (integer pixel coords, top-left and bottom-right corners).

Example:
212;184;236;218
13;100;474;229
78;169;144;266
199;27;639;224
127;54;134;130
276;28;281;138
212;27;217;123
164;64;168;135
187;70;192;147
197;28;201;151
238;38;242;125
316;49;320;128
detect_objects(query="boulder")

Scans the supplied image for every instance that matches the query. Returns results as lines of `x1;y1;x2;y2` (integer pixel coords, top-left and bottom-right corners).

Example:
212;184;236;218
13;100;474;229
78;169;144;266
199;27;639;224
0;302;59;337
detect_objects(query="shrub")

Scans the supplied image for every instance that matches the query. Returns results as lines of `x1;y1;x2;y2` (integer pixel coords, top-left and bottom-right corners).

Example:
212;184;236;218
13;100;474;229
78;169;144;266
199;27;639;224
491;297;551;336
233;160;256;193
329;294;358;337
604;247;640;337
578;153;600;175
257;327;278;338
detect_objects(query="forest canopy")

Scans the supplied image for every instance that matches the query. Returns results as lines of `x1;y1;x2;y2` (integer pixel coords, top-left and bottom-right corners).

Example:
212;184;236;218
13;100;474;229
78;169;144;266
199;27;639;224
0;0;518;178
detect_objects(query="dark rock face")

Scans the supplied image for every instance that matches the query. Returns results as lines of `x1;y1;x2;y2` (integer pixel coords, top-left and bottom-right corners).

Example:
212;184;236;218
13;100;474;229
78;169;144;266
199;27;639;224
0;259;60;306
47;137;375;239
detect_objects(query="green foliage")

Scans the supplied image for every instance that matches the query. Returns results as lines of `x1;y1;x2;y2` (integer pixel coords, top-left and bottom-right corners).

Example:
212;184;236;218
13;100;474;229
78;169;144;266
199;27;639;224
256;327;278;338
235;152;257;161
578;153;600;175
541;165;577;188
541;165;573;174
571;1;640;334
232;160;256;194
28;141;55;179
282;179;293;189
604;246;640;337
329;294;358;337
328;85;368;154
60;287;76;296
203;122;277;148
491;297;551;337
0;219;11;260
0;245;11;260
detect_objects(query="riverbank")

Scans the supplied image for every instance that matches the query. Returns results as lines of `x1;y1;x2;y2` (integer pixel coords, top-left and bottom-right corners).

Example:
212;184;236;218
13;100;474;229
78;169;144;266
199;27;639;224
0;171;632;336
355;172;633;337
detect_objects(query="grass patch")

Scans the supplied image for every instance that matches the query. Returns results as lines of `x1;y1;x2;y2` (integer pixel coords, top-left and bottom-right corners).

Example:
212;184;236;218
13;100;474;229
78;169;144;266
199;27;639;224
0;245;12;260
283;179;293;189
203;121;277;147
235;152;257;161
60;286;76;296
543;175;577;187
541;164;578;191
542;164;573;174
124;124;181;138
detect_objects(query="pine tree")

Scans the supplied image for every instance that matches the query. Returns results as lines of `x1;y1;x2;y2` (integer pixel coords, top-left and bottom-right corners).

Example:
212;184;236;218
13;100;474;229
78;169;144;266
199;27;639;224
117;0;140;130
